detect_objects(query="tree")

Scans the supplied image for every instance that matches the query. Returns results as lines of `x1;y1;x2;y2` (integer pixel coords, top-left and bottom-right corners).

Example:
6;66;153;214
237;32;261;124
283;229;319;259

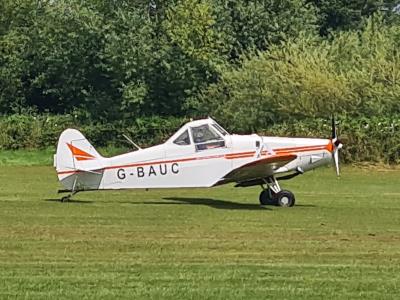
307;0;399;35
213;0;318;59
0;0;48;113
143;0;230;116
194;14;400;131
100;6;155;119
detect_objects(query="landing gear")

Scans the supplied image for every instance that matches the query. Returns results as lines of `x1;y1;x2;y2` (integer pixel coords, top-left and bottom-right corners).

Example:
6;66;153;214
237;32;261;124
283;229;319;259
275;190;295;207
61;195;71;202
259;176;296;207
59;176;79;202
259;189;275;205
60;190;81;202
59;189;80;202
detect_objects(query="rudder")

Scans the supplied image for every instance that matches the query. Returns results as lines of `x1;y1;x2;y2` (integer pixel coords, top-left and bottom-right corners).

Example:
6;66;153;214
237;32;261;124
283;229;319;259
55;129;105;191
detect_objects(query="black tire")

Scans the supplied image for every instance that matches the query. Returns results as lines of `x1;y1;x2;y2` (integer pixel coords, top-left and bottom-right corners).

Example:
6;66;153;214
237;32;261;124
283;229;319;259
275;190;295;207
61;195;70;202
259;189;276;206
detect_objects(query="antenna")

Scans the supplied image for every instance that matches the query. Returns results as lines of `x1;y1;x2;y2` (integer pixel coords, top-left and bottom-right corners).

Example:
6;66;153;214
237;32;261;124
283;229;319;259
122;134;142;151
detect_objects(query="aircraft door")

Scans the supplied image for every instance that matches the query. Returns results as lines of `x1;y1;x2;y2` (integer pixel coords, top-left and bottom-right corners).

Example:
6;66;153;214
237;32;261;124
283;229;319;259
163;124;231;187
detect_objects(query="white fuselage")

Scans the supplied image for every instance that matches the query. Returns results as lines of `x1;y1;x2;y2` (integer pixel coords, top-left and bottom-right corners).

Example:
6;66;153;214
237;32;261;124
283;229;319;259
56;119;333;191
95;135;331;189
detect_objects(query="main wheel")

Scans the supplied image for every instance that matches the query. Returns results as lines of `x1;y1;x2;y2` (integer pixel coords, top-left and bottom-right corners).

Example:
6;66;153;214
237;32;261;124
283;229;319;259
259;189;276;205
275;190;295;207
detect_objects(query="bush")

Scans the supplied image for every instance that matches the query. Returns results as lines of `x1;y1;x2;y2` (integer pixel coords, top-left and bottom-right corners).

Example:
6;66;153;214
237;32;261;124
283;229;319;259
0;114;188;150
194;15;400;130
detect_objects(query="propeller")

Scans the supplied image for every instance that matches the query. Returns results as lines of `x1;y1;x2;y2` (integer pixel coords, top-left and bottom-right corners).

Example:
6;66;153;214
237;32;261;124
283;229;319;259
331;116;343;176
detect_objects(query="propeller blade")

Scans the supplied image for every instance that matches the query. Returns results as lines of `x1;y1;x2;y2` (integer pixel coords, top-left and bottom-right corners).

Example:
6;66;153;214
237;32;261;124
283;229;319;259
331;115;337;140
331;115;342;177
333;149;340;177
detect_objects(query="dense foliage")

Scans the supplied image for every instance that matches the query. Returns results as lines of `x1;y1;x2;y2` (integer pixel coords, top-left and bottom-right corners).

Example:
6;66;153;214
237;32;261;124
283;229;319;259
195;16;400;130
0;0;318;119
307;0;399;34
1;114;399;164
0;0;399;163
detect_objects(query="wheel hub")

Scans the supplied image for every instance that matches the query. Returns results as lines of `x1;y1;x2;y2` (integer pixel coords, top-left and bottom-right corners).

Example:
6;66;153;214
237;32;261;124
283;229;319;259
280;196;289;206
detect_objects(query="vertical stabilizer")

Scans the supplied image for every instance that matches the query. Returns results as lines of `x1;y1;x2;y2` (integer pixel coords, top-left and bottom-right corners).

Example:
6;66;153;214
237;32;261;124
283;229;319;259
55;129;105;191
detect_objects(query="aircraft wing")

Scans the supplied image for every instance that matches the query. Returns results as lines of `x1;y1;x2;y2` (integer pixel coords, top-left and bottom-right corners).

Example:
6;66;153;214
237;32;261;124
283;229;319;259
221;153;297;184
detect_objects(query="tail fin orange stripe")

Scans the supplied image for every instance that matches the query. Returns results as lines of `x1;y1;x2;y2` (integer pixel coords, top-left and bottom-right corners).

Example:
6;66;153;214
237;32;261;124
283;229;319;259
67;143;95;160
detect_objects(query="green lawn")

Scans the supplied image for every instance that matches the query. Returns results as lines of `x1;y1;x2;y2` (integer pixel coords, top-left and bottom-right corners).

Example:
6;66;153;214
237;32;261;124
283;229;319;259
1;165;400;299
0;146;129;166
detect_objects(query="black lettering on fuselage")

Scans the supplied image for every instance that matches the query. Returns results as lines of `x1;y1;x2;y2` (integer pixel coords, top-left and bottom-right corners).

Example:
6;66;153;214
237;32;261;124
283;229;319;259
116;163;179;180
171;163;179;174
117;168;126;180
148;165;156;176
159;164;167;175
137;167;145;177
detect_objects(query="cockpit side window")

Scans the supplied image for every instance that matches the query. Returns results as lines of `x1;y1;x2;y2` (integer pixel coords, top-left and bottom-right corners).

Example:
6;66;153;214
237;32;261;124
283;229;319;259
173;130;191;146
191;124;225;151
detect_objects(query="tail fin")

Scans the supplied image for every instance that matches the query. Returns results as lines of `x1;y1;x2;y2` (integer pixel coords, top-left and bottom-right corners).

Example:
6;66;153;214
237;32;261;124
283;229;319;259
55;129;105;191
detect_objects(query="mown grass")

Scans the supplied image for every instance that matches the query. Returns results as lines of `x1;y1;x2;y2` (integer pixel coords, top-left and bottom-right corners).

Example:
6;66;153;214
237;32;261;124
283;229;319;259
1;165;400;299
0;147;129;166
0;149;55;166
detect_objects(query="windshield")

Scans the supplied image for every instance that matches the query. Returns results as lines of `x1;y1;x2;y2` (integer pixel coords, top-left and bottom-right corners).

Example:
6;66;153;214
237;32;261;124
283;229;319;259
191;124;225;151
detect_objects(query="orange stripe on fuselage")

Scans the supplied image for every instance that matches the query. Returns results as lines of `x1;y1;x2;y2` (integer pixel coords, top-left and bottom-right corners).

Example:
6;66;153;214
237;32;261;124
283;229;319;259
57;143;331;175
225;151;255;158
275;144;328;152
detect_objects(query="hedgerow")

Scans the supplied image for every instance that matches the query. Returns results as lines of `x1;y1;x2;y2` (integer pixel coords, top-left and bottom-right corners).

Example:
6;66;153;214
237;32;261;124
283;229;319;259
1;114;399;164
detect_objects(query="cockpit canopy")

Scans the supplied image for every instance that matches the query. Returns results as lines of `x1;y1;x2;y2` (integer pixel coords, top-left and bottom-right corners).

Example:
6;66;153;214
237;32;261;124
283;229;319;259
168;118;229;151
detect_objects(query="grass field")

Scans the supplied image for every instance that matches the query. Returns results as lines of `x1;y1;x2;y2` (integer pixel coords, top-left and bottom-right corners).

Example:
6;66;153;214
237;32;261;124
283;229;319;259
0;147;128;166
1;165;400;299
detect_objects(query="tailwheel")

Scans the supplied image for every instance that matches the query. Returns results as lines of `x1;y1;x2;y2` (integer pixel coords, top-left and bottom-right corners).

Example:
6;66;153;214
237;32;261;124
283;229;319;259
61;195;71;202
275;190;295;207
259;189;276;206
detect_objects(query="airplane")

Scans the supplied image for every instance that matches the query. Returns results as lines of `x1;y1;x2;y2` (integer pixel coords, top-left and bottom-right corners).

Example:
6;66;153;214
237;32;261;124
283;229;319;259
54;117;342;207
